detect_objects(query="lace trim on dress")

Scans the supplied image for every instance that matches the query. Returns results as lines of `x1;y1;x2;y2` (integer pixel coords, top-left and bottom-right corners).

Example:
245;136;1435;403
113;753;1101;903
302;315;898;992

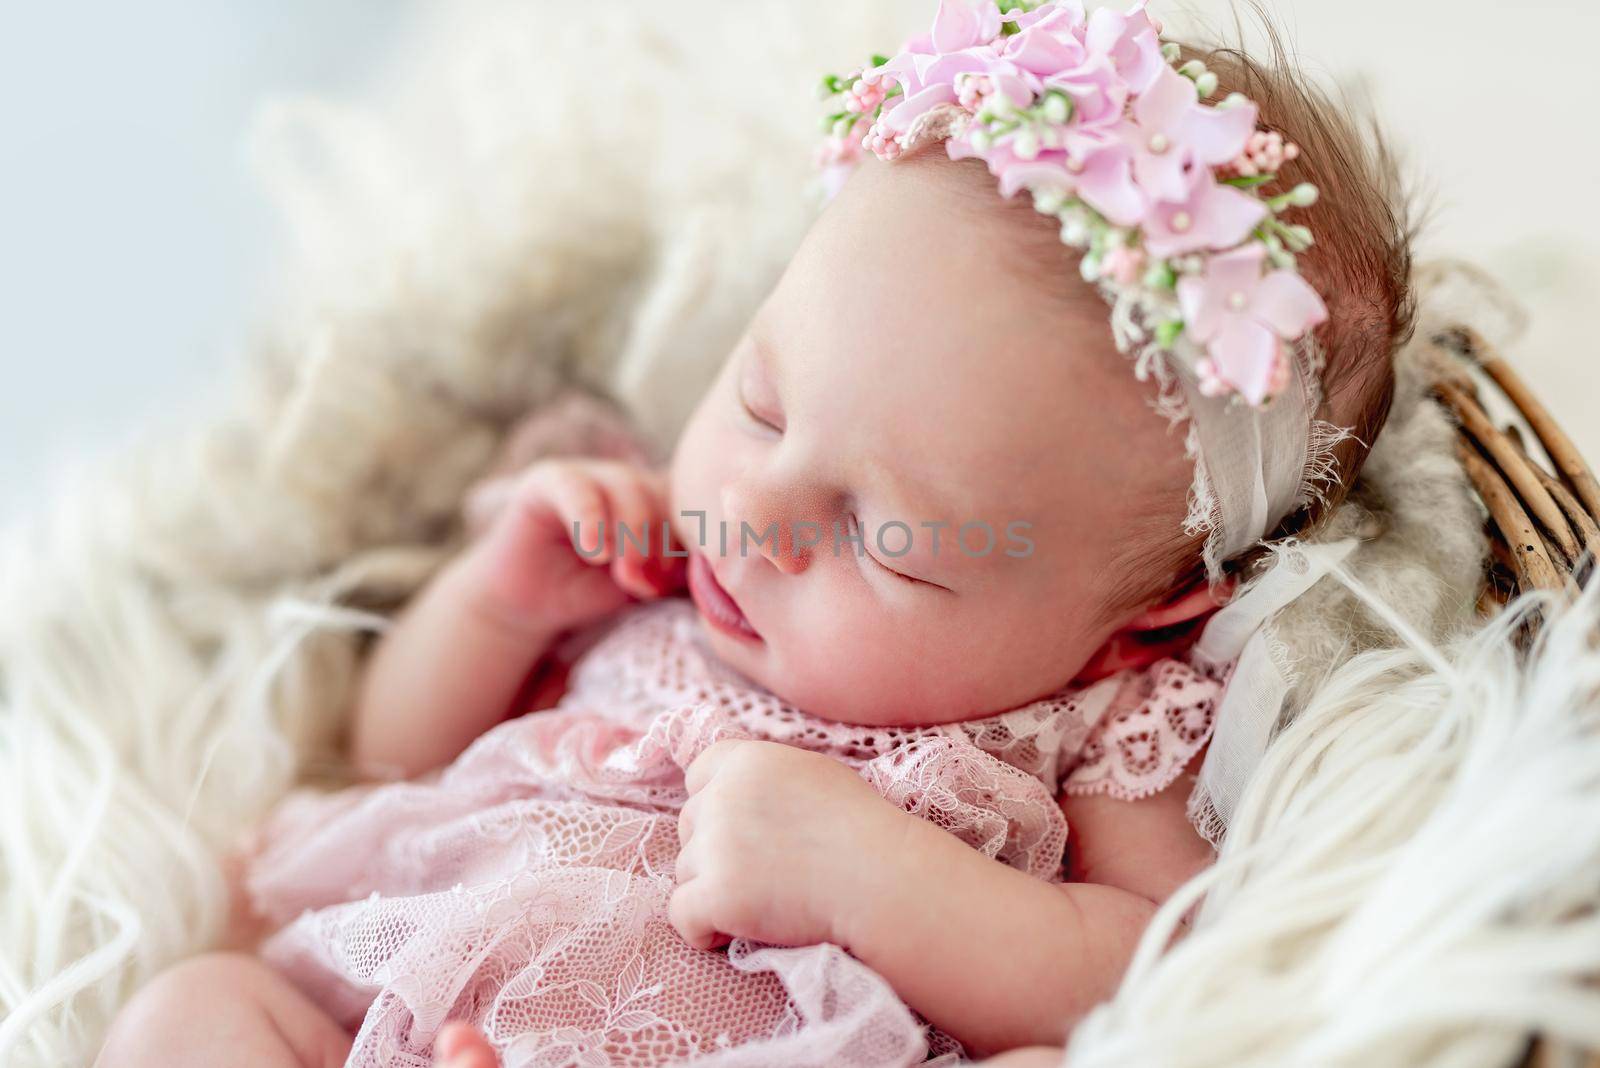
1062;659;1222;801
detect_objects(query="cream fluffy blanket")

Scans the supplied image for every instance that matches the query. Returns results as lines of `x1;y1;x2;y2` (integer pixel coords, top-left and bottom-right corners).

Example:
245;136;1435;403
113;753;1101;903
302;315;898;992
2;3;1597;1065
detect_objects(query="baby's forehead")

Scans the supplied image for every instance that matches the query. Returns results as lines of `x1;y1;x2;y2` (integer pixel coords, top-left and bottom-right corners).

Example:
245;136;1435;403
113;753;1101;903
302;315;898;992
775;151;1190;521
830;308;1172;524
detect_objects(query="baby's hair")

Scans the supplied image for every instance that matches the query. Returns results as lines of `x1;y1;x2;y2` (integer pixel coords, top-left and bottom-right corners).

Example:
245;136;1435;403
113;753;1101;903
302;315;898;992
909;20;1415;617
1151;32;1413;605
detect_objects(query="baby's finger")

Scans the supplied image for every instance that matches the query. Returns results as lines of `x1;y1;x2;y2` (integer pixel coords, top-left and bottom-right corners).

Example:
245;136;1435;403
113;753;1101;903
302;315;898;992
610;557;659;601
666;880;725;952
529;467;613;564
434;1022;497;1068
675;793;702;848
683;739;748;796
593;465;658;549
635;536;689;596
673;835;700;883
589;467;666;595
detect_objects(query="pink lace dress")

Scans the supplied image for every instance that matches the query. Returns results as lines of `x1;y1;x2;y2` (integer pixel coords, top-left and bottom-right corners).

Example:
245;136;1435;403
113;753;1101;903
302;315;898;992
247;601;1220;1067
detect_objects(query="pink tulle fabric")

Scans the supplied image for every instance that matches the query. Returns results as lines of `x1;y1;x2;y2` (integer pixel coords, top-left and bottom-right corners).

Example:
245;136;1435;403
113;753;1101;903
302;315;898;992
248;601;1220;1067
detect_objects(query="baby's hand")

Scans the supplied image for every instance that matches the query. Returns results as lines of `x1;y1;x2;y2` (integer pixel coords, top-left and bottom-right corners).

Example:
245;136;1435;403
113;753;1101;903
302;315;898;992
670;740;917;952
460;459;685;638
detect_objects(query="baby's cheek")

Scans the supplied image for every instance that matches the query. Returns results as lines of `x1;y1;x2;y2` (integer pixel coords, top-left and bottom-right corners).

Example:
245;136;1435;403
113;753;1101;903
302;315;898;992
668;423;728;548
781;596;971;724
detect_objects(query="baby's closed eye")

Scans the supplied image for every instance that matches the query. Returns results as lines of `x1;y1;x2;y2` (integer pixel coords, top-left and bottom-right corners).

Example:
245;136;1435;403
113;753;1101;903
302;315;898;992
851;513;954;592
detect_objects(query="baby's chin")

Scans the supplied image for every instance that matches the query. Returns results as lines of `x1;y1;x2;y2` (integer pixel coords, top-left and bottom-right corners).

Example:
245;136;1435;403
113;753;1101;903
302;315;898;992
696;621;782;695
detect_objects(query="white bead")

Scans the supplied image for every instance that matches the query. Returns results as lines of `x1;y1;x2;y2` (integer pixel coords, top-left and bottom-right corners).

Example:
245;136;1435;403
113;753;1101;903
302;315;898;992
1148;133;1170;154
1171;211;1192;232
1229;291;1248;310
1066;156;1086;174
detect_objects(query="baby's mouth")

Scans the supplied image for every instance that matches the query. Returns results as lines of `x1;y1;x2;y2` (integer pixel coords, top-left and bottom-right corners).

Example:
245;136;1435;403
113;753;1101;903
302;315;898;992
687;553;762;643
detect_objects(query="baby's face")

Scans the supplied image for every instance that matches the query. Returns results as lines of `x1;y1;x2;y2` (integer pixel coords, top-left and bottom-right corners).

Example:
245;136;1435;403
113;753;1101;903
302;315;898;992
670;157;1188;725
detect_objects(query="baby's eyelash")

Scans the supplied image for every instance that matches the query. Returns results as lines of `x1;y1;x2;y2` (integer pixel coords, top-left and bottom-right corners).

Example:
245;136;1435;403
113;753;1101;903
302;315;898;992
867;550;920;584
738;392;782;433
851;515;949;592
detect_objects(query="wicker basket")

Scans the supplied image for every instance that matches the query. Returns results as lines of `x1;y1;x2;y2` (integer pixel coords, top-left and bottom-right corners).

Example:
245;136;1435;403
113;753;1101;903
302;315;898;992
1427;326;1599;608
1425;326;1599;1068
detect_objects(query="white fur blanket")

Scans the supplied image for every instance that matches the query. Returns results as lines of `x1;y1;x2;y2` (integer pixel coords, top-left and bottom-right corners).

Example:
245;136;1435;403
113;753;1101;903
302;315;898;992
1;3;1596;1065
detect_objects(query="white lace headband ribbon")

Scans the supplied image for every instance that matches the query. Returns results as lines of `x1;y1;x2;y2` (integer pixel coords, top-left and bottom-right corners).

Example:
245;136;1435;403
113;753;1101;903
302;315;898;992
1177;338;1349;582
1188;537;1361;846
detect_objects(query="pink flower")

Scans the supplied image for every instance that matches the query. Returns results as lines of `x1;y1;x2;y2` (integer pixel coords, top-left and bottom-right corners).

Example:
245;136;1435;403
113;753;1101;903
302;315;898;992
1045;54;1129;132
1231;129;1300;178
1103;245;1147;285
843;77;889;115
873;49;993;136
1066;142;1146;225
1002;1;1086;36
875;84;950;140
1001;14;1087;77
1125;66;1258;202
1083;1;1165;94
960;139;1145;227
817;134;865;199
956;72;994;110
816;132;863;169
1177;244;1329;405
864;123;904;161
1141;167;1267;258
930;0;1003;52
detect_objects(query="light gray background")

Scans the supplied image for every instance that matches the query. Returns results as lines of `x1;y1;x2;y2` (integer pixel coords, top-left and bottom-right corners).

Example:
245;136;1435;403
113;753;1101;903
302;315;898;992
2;2;1595;518
0;1;418;515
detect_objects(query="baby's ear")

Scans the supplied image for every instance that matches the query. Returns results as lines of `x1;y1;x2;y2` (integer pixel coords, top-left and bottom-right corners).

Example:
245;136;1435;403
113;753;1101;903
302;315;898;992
1073;581;1228;684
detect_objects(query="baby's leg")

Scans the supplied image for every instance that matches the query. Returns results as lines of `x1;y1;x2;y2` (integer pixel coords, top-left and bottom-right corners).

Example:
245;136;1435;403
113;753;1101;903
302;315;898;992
96;952;351;1068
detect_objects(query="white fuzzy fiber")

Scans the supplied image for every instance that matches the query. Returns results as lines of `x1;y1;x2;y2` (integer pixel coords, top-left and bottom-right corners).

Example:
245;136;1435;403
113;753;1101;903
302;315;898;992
0;4;1594;1066
1069;583;1600;1067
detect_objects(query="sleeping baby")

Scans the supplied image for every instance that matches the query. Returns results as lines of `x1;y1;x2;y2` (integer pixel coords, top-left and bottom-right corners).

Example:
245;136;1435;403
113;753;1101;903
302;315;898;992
98;2;1411;1065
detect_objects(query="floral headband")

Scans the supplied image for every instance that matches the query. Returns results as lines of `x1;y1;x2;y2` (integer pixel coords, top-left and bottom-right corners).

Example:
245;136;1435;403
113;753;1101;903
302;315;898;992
817;0;1348;580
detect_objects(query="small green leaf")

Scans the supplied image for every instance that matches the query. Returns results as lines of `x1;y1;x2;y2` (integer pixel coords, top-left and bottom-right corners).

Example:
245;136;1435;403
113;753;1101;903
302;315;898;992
1143;261;1178;290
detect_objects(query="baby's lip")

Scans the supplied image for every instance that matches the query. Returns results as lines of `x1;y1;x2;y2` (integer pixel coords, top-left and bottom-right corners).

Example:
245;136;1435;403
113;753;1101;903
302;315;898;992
687;553;762;643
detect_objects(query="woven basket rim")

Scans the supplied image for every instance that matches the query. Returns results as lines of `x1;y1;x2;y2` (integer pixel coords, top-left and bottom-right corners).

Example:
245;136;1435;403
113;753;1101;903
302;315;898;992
1427;326;1599;612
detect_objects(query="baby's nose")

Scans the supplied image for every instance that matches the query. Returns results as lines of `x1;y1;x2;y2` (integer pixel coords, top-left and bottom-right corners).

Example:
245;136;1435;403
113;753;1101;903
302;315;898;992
720;481;815;576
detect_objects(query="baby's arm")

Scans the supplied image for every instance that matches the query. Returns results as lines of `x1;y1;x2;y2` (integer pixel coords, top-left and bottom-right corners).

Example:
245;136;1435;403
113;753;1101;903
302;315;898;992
352;460;682;779
672;742;1211;1057
846;755;1214;1053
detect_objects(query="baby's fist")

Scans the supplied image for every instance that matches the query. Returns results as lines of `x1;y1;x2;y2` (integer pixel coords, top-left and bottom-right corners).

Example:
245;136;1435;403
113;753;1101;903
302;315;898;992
462;458;685;637
669;740;913;952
